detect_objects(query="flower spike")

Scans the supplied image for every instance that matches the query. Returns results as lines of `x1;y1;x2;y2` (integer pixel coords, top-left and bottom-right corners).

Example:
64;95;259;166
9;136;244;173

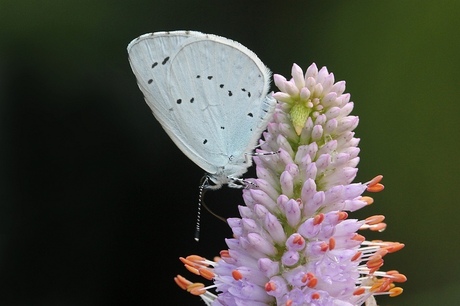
177;63;406;305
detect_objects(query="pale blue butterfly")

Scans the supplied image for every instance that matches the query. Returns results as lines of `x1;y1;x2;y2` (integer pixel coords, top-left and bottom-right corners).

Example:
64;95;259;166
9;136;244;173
127;31;276;238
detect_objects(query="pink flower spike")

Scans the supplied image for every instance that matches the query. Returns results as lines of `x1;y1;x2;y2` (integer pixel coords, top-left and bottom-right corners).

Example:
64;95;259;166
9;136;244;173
177;63;405;306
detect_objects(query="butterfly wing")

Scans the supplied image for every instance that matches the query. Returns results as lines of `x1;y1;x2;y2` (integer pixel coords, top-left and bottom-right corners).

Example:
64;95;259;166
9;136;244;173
128;31;275;178
128;32;214;170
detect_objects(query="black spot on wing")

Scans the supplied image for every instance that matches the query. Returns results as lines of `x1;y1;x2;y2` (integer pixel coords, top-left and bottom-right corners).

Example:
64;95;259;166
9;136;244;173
176;99;182;104
207;76;213;80
148;79;153;84
247;113;253;117
228;90;233;97
196;75;201;78
203;139;208;144
241;88;251;98
219;84;224;88
162;57;170;65
151;62;158;68
190;98;194;103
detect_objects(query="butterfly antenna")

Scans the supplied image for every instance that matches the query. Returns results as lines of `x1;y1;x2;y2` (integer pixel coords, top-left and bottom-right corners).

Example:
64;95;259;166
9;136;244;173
194;176;227;242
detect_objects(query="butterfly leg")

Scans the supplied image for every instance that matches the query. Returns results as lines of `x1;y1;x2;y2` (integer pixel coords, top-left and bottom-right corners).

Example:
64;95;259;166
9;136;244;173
244;150;280;162
228;177;258;189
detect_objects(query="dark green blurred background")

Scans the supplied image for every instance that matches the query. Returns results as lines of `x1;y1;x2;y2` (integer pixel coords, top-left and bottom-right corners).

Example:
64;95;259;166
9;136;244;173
1;0;459;305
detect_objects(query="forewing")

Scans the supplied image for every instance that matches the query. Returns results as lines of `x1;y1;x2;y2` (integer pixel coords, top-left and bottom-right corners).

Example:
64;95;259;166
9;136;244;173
166;34;274;174
128;31;218;173
128;31;275;176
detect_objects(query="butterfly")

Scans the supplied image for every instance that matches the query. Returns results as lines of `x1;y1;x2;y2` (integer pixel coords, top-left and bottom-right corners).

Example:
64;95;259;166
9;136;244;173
127;30;276;190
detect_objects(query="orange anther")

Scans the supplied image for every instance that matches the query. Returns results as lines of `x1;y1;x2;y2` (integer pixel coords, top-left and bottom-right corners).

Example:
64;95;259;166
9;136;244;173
199;268;215;280
313;213;325;225
302;272;315;283
190;287;206;295
220;250;230;258
367;183;384;192
351;251;362;261
367;255;383;267
301;275;308;283
365;215;385;225
174;275;191;290
293;234;305;245
378;278;392;292
352;234;365;242
320;242;329;252
286;299;293;306
353;287;365;295
375;248;389;257
188;283;206;295
368;261;383;270
367;175;383;186
232;270;243;281
367;257;384;273
385;243;405;253
265;281;276;292
307;277;318;288
180;257;199;268
329;237;336;250
361;196;374;205
389;273;407;283
186;255;206;262
370;223;387;232
389;287;404;297
185;264;200;276
373;278;391;291
311;292;320;300
369;282;380;292
337;211;348;220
